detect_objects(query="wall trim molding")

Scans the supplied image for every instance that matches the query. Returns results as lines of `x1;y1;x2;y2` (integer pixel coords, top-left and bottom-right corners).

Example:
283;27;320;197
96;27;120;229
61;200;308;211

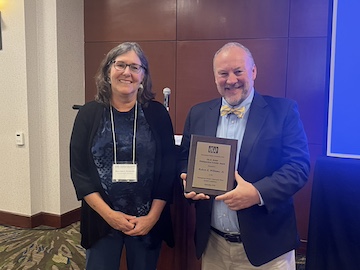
0;208;81;228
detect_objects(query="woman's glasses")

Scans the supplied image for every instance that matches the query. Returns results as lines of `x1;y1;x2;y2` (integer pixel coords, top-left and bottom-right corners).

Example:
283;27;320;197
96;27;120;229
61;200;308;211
111;60;145;74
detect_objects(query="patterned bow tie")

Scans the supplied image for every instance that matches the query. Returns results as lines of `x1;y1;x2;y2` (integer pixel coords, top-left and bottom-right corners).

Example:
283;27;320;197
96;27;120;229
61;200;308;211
220;105;246;118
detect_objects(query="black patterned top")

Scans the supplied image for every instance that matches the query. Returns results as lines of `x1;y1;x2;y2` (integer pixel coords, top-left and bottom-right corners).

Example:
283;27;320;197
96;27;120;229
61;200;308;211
91;105;156;217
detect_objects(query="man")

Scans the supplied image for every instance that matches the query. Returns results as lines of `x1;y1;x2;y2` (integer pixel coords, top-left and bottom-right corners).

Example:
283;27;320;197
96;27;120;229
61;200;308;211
179;42;310;269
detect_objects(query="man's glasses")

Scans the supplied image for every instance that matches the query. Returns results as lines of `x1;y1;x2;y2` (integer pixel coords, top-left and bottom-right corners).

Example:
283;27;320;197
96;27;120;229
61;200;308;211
111;60;145;74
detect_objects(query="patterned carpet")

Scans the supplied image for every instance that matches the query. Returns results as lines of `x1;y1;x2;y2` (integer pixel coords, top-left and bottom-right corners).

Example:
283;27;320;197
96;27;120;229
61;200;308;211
0;221;306;270
0;222;85;270
296;253;306;270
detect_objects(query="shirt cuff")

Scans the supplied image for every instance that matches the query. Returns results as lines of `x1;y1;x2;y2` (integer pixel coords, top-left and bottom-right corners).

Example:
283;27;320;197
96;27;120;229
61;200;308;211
257;189;264;206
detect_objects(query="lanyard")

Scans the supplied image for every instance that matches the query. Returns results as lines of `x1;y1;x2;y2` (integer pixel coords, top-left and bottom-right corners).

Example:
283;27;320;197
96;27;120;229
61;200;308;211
110;101;138;164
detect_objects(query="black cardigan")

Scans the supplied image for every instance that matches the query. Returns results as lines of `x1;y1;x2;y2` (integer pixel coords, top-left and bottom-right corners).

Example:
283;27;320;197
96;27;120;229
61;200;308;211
70;100;176;249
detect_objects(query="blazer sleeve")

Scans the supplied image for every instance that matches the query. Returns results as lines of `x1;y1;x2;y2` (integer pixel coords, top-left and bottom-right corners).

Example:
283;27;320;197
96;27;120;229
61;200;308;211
251;100;310;213
178;100;220;175
178;106;193;174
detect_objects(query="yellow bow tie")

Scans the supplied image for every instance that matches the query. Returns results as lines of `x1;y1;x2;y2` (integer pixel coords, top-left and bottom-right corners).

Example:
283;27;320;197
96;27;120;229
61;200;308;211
220;105;246;118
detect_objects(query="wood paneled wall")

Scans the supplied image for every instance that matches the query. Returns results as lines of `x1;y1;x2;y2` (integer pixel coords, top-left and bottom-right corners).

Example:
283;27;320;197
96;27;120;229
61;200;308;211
84;0;332;268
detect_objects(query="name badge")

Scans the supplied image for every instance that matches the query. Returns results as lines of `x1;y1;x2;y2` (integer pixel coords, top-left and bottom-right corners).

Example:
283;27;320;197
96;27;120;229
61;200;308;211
112;163;137;183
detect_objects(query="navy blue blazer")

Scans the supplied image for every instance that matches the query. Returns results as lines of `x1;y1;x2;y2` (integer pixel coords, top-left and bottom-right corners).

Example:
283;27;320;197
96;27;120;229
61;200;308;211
179;91;310;266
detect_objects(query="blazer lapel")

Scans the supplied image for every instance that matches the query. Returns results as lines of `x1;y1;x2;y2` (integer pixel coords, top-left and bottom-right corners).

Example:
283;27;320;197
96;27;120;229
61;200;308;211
238;92;268;173
205;98;221;137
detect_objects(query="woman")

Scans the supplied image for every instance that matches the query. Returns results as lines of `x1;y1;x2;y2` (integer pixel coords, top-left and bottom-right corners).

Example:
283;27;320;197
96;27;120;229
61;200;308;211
70;42;176;270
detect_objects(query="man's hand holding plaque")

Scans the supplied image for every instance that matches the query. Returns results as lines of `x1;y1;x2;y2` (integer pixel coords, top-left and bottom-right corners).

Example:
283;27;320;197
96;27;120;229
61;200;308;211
183;171;261;210
215;171;261;210
181;173;210;200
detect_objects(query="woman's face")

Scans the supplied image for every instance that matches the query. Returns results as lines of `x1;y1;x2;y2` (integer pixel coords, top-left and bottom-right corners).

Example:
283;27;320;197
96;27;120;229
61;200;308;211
108;50;145;101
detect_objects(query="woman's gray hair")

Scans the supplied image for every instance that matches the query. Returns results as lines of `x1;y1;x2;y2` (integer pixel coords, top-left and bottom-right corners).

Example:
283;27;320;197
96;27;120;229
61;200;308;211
94;42;155;106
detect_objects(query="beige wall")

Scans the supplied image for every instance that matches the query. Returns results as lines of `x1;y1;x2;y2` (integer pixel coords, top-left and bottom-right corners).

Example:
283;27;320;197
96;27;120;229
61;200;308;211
0;0;84;217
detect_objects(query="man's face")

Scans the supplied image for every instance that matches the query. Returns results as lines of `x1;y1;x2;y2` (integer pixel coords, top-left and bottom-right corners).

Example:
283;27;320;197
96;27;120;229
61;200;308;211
213;46;257;106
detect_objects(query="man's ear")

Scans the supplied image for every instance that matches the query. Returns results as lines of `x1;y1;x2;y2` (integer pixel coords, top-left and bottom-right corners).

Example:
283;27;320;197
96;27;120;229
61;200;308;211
252;65;257;81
